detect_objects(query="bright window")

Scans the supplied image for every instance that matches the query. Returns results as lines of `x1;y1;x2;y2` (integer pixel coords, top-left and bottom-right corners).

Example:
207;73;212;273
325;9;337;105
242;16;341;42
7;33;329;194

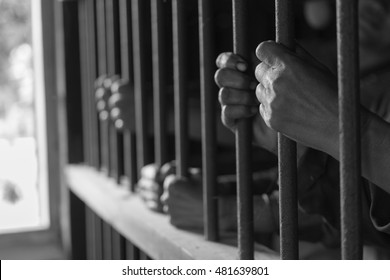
0;0;49;234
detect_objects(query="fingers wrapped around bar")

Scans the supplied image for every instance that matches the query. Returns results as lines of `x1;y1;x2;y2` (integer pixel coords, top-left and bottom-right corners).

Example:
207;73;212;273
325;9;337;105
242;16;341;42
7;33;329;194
254;41;339;155
214;52;258;132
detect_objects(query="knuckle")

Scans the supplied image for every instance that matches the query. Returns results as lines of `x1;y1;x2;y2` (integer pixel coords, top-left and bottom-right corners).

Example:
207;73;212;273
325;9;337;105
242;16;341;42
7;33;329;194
216;52;231;68
221;105;230;118
218;87;229;105
257;40;272;54
254;64;263;81
214;69;223;87
216;53;225;67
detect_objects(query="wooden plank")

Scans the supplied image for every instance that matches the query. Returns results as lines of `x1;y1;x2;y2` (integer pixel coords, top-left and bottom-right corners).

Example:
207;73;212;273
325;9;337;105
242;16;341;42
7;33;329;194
67;165;279;260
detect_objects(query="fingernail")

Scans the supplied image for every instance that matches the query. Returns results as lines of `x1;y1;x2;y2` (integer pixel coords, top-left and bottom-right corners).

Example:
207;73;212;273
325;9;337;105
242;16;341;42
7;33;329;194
236;62;247;72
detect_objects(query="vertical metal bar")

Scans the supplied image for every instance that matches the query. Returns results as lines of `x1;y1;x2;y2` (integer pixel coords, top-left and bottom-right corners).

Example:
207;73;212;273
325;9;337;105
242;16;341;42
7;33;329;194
119;0;137;191
94;213;103;259
126;242;141;260
106;0;123;183
96;1;114;258
275;0;299;260
102;221;113;259
96;0;110;174
151;0;168;168
199;0;218;241
232;0;254;260
86;0;100;169
336;0;362;260
124;132;137;191
139;251;150;260
96;0;107;75
79;0;92;166
172;0;188;177
119;0;133;83
85;206;95;259
106;0;121;75
112;230;126;259
132;0;151;174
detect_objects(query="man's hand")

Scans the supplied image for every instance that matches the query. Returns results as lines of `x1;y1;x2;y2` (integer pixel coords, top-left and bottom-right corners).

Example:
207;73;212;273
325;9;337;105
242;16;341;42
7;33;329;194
214;52;277;152
137;162;176;212
214;52;258;131
161;169;205;230
255;41;339;156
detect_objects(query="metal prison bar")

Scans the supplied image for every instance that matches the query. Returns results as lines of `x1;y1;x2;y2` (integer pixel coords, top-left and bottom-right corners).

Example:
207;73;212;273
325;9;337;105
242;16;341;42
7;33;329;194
151;0;168;169
105;0;128;260
232;0;255;260
100;0;114;260
76;0;364;260
78;0;104;260
118;0;137;192
78;0;150;260
106;0;123;184
172;0;189;177
199;0;219;242
336;0;362;260
132;0;152;176
275;0;299;260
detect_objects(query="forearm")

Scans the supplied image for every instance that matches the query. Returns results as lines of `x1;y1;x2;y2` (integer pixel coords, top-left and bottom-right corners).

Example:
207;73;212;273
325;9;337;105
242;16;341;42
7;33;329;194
360;108;390;194
327;108;390;195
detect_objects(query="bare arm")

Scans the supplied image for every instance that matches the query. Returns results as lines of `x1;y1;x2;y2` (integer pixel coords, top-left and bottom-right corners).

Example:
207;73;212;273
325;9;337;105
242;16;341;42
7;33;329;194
255;41;390;195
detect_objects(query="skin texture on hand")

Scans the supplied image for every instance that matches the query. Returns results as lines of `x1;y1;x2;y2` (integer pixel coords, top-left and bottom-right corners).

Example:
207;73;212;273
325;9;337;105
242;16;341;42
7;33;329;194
214;52;278;152
162;168;280;233
161;169;205;230
254;41;339;156
137;161;176;212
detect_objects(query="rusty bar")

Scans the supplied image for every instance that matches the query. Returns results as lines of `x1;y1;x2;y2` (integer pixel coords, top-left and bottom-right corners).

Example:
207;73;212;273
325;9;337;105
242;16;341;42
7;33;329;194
102;222;113;259
119;0;133;82
106;0;123;183
124;131;137;192
336;0;362;260
112;230;126;259
132;0;151;174
85;206;95;259
94;213;103;259
126;242;141;260
96;0;107;75
78;0;92;165
96;0;110;174
172;0;188;177
86;0;100;168
275;0;299;260
105;0;121;75
151;0;168;167
99;115;110;174
119;0;137;191
199;0;218;241
232;0;254;259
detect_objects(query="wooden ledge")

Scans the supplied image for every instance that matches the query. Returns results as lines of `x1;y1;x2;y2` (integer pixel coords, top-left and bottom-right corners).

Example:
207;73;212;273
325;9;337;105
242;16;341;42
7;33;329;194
66;165;279;260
